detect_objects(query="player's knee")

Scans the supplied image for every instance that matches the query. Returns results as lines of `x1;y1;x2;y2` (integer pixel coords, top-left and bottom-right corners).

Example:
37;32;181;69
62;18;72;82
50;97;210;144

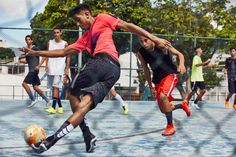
33;85;39;91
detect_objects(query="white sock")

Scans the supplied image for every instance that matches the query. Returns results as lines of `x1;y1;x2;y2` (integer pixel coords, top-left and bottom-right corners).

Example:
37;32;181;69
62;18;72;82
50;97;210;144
57;124;74;138
114;93;125;107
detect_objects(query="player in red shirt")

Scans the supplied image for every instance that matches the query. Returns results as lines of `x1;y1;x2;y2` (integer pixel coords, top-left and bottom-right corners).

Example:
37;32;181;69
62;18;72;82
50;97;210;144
25;4;171;154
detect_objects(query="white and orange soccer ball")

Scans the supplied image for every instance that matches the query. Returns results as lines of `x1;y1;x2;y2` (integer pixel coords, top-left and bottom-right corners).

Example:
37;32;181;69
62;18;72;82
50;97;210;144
24;124;46;146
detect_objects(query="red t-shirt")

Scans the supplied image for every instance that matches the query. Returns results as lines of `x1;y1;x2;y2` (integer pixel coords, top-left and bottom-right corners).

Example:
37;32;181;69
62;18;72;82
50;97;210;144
69;14;120;61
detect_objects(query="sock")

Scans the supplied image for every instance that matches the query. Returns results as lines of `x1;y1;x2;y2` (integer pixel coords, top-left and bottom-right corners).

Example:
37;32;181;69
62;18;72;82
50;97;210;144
57;98;62;107
173;103;182;110
79;118;91;136
56;121;74;138
234;99;236;105
165;112;173;125
46;121;74;147
27;91;35;101
52;97;57;109
41;94;49;103
114;93;125;107
194;100;198;104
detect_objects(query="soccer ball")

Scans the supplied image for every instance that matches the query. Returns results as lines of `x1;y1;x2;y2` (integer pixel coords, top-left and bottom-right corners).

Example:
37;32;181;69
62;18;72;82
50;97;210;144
24;124;46;146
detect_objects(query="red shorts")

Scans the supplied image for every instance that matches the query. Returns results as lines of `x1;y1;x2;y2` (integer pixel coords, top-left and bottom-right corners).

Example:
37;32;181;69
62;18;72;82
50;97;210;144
155;74;178;106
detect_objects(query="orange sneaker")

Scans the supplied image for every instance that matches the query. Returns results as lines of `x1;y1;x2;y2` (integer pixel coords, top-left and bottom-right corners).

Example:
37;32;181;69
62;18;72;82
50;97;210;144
225;100;229;108
182;100;190;117
233;104;236;109
162;124;176;136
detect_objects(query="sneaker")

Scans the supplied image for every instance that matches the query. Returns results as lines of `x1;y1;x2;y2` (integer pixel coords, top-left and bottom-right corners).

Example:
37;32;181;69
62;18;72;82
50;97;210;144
57;107;64;114
225;100;229;108
162;124;176;136
31;135;55;154
83;132;97;153
191;102;200;110
182;100;190;117
27;100;38;108
45;107;56;114
122;104;129;115
45;101;51;109
233;104;236;109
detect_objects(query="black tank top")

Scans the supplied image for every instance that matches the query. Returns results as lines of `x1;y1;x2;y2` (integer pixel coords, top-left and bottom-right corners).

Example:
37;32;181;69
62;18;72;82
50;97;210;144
139;47;177;84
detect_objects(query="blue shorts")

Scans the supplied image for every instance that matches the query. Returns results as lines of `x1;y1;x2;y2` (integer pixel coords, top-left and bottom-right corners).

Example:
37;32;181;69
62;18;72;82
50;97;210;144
70;53;120;109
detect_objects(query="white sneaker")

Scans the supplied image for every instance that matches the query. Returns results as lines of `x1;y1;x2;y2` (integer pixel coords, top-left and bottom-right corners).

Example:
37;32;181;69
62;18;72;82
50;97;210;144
27;100;38;108
45;101;51;109
191;102;200;110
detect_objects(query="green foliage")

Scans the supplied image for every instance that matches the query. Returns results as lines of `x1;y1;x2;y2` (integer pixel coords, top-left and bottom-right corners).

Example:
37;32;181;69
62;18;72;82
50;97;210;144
203;67;224;89
0;48;15;59
30;0;236;90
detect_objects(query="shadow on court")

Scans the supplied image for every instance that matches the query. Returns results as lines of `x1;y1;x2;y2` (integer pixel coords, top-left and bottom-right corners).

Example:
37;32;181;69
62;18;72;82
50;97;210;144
0;100;235;157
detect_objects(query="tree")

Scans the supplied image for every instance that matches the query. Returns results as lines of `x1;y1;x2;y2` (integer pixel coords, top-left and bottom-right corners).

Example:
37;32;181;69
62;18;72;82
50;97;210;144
0;48;15;60
30;0;236;94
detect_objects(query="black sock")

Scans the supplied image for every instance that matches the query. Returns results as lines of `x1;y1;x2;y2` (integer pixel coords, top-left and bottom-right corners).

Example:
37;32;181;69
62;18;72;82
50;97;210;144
46;121;74;147
165;112;173;125
57;98;62;107
194;100;198;104
80;119;92;137
52;98;57;109
173;104;182;110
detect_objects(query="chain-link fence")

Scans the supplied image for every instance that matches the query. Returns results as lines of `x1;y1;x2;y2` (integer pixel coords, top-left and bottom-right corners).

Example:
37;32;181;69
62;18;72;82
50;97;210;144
1;27;236;100
0;28;236;157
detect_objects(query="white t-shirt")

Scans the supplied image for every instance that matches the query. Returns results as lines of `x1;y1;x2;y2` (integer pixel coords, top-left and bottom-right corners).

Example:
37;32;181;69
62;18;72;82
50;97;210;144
48;39;67;75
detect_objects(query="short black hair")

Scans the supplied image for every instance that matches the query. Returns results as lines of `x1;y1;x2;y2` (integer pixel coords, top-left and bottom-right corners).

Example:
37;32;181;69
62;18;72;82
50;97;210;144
230;47;235;51
25;35;32;41
53;26;61;32
70;4;92;17
194;46;201;51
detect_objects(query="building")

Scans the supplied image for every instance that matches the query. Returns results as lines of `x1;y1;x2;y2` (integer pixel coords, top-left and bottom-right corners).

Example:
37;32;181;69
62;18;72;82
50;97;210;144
0;40;7;47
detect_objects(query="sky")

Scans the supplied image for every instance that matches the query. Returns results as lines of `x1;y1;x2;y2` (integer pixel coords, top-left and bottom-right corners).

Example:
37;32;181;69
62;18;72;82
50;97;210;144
0;0;49;47
0;0;235;47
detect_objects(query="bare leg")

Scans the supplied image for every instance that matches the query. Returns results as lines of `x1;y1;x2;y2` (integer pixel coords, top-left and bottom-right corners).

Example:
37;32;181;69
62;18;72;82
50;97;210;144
32;93;95;154
22;82;35;101
109;88;116;97
67;94;93;127
186;91;196;102
68;93;96;152
33;85;49;103
194;89;206;104
159;92;176;136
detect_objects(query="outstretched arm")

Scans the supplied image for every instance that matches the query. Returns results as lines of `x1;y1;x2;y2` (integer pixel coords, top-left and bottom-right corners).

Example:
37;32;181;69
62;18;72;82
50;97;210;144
196;59;211;67
24;46;76;58
116;20;170;49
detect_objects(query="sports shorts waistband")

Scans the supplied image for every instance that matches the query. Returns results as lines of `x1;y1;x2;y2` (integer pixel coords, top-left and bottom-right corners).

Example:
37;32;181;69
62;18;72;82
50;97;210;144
94;53;120;67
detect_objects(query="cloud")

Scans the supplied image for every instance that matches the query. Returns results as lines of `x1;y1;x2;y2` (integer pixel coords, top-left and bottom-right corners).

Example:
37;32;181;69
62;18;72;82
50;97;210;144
0;0;48;18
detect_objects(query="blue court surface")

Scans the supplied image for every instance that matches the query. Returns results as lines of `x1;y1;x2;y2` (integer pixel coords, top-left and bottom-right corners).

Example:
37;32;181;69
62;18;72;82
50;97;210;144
0;100;235;157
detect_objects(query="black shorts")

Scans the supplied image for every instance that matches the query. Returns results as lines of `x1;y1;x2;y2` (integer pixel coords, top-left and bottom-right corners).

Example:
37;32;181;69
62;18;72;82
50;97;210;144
228;80;236;93
70;53;120;109
191;81;206;91
23;71;41;86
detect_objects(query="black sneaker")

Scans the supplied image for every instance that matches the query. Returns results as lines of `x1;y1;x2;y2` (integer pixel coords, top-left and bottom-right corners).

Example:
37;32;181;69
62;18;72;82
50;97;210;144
31;135;56;154
83;133;97;153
